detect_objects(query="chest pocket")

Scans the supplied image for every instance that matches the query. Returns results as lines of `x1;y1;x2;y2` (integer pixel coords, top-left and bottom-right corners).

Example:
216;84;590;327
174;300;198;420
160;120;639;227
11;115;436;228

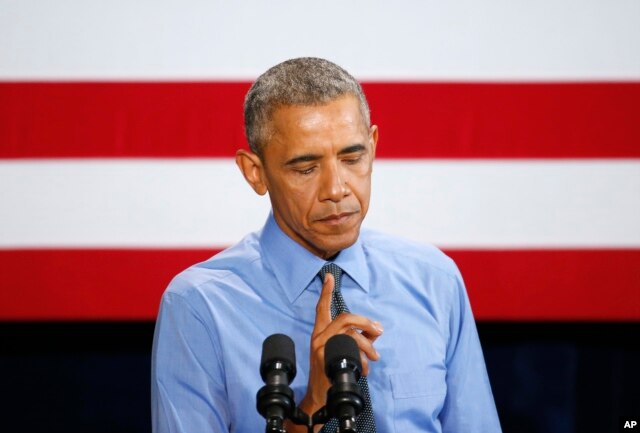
388;367;447;431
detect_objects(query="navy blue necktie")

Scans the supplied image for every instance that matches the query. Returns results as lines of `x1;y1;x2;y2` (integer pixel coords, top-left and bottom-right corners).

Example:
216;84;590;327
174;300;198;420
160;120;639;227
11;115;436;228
319;263;376;433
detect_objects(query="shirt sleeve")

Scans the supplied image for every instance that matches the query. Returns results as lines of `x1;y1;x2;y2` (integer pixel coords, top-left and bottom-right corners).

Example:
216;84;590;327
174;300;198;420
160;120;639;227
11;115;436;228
440;272;502;433
151;291;230;433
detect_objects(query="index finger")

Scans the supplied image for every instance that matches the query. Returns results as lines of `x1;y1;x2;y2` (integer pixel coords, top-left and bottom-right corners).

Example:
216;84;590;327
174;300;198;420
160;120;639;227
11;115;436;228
312;272;335;334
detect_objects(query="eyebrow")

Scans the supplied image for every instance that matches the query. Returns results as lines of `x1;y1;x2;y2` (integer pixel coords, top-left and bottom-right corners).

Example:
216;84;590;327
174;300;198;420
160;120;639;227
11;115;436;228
338;144;367;155
284;144;367;166
284;153;322;166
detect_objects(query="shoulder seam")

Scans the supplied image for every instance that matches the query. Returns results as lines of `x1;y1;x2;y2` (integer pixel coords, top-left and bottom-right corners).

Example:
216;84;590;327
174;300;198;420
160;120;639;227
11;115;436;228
175;254;264;293
362;238;458;278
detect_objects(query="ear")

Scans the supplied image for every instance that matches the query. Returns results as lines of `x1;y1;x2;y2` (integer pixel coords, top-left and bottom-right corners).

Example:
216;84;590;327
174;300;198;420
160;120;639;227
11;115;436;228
369;124;379;158
235;149;268;195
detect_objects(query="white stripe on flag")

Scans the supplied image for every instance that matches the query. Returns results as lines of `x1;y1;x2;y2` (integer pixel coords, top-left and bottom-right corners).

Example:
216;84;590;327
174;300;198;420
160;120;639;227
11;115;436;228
1;1;639;80
1;159;638;248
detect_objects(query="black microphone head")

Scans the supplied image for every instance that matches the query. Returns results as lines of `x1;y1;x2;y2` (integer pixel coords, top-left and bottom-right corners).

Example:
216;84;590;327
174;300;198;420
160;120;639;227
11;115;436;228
324;334;362;378
260;333;296;382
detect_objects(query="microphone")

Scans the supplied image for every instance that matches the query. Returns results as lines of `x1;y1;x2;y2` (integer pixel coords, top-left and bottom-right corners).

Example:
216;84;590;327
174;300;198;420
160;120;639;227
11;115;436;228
256;334;297;433
323;334;365;433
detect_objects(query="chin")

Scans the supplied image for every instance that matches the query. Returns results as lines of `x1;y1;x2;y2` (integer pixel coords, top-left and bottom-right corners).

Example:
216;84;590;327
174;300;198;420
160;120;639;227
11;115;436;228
317;230;360;256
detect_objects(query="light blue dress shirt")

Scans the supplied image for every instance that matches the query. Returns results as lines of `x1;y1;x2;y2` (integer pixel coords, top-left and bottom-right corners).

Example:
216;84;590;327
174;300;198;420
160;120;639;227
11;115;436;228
152;213;501;433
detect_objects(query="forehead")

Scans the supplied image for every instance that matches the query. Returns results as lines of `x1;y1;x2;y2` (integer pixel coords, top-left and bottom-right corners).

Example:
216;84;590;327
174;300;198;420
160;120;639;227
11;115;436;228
266;95;369;154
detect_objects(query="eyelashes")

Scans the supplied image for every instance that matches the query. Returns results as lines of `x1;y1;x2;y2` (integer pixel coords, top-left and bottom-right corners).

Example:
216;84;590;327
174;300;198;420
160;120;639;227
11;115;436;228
294;156;365;176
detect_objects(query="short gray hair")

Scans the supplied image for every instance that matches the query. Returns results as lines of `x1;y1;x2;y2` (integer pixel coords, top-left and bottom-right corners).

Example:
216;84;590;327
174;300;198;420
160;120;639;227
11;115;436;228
244;57;371;156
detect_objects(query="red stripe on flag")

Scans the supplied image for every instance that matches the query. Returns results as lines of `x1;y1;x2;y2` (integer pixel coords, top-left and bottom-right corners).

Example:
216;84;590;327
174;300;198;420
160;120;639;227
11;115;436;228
1;82;639;159
0;249;215;321
0;249;638;321
449;249;640;321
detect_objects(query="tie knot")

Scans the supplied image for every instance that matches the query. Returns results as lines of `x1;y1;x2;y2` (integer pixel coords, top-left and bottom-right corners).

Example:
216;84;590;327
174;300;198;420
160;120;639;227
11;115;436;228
319;263;342;284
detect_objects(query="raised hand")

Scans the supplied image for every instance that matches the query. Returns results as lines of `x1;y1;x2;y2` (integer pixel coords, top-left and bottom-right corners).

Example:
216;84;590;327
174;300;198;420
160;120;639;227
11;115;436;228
300;272;383;423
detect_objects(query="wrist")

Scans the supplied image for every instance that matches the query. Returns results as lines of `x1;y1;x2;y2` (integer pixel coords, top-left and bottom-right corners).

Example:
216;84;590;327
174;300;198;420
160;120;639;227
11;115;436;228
300;393;328;433
299;393;323;416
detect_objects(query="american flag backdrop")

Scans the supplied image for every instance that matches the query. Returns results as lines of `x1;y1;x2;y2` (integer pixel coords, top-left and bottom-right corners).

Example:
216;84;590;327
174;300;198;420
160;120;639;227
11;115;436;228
1;0;639;322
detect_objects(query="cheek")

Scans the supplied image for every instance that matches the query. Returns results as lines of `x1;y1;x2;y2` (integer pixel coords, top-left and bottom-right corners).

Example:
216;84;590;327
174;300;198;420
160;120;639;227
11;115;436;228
267;173;309;207
352;172;372;206
277;184;316;219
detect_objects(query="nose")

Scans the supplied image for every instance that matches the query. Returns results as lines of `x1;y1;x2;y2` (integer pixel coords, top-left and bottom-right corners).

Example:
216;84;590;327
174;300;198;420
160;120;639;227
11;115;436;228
319;161;350;202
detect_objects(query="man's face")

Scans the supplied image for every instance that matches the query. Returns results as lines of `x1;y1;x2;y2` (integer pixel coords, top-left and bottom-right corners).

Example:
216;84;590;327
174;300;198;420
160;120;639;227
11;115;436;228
259;95;378;259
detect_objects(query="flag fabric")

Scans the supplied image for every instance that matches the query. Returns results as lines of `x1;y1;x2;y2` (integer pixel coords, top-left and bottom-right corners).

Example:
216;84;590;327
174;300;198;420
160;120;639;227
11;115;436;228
1;1;639;321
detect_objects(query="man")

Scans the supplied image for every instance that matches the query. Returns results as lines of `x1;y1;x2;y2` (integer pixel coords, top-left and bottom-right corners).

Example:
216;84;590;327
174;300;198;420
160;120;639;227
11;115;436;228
151;57;501;433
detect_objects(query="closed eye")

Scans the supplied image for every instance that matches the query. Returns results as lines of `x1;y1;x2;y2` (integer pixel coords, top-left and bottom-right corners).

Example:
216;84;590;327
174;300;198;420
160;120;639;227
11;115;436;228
295;166;316;175
343;156;363;165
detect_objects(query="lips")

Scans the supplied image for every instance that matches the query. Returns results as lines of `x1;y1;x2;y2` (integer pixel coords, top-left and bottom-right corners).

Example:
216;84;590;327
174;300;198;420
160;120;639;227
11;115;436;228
317;211;357;225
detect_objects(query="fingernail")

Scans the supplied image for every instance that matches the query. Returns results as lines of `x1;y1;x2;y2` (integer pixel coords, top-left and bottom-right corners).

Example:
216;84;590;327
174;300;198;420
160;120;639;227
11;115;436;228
374;321;384;332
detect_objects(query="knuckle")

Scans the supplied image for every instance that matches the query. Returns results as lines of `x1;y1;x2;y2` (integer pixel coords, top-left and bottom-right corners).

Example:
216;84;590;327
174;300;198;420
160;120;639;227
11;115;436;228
335;312;351;323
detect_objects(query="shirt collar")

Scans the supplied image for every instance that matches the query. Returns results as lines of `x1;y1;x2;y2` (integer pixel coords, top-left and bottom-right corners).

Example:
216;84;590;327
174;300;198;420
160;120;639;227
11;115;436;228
259;212;370;304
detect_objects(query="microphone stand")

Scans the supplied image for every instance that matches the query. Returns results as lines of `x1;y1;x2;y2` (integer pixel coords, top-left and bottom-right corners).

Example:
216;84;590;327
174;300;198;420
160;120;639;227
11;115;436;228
288;407;312;433
258;385;361;433
311;402;359;433
310;374;364;433
257;385;311;433
311;406;330;427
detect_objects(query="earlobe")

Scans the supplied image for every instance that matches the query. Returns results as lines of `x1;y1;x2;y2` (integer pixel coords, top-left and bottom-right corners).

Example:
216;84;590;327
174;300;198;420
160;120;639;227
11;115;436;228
235;149;268;195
